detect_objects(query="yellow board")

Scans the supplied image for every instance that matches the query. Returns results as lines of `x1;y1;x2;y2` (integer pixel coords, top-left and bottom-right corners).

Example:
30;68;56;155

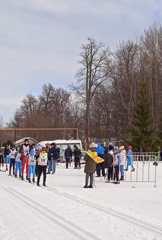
86;150;104;164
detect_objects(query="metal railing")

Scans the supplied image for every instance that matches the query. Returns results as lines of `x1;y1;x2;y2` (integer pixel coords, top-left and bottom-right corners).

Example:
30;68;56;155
124;152;160;187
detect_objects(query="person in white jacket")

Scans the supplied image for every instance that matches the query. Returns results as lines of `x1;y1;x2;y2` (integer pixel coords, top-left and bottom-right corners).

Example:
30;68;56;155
9;147;17;176
37;147;48;187
119;145;126;180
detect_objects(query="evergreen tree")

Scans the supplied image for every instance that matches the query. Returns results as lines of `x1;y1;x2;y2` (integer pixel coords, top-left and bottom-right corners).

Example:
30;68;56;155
129;80;159;151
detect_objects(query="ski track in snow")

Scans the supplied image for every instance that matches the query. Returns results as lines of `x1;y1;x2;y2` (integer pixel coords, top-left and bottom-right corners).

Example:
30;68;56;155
0;165;162;240
2;186;102;240
46;186;162;236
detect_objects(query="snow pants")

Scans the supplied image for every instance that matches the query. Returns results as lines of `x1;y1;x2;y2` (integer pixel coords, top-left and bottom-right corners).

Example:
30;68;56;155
37;165;47;186
114;165;119;182
74;157;80;168
21;157;29;178
107;166;113;181
96;162;105;177
28;164;36;178
126;161;134;170
15;161;22;177
52;159;56;174
85;173;94;187
4;155;10;171
9;158;15;175
120;165;124;178
47;160;52;173
65;157;71;169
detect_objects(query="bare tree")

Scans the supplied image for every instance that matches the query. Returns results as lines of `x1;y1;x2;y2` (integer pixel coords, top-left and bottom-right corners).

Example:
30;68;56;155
141;25;162;130
77;38;111;148
11;84;72;129
114;41;139;127
8;25;162;147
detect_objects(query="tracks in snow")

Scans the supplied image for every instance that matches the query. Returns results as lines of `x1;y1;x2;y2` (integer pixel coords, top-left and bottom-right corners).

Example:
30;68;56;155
1;171;162;238
47;186;162;237
3;186;102;240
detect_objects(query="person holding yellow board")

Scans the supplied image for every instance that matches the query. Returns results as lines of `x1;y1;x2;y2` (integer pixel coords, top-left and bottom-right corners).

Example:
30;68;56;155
83;143;104;188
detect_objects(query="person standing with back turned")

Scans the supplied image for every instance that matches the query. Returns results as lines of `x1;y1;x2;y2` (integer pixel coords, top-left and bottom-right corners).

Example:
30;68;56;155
84;143;97;188
48;143;58;174
74;145;81;169
64;145;73;169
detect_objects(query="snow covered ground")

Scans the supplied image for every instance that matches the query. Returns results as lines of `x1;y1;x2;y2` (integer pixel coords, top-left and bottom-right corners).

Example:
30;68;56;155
0;162;162;240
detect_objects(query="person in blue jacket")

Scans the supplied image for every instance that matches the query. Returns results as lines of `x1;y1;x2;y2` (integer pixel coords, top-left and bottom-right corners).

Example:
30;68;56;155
125;145;135;171
28;144;36;183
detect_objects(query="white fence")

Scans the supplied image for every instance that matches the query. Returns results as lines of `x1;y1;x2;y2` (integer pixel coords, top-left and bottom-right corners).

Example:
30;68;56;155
124;152;160;186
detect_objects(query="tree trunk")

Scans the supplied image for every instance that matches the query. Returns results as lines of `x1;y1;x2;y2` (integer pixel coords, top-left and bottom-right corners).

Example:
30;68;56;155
85;100;90;150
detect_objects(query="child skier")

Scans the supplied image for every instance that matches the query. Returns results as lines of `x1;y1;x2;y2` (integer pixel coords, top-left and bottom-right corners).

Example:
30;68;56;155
37;147;48;187
28;145;36;183
9;147;17;176
125;145;135;172
15;150;22;178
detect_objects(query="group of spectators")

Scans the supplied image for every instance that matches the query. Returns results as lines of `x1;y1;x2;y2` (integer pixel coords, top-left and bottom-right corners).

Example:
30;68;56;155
0;139;135;189
64;144;82;169
83;143;135;188
0;139;61;186
0;139;83;187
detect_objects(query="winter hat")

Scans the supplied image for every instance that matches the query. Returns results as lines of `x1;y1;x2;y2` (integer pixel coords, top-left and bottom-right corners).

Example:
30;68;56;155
41;147;46;152
89;143;96;149
119;145;125;150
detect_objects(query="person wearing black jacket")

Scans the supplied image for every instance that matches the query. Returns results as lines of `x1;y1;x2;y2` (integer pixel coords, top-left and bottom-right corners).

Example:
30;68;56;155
48;143;59;174
4;145;10;172
64;145;72;169
104;145;114;182
73;145;81;169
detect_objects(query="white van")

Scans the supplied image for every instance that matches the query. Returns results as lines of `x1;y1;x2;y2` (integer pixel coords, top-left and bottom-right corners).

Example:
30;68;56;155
37;139;83;161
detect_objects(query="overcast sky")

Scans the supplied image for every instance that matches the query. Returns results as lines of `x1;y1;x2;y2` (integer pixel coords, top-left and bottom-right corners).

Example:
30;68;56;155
0;0;161;124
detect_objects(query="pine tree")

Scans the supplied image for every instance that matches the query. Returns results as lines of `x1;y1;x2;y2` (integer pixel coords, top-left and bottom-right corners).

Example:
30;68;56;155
129;80;159;151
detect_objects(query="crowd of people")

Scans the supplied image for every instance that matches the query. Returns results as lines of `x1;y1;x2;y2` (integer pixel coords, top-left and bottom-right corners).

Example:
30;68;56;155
83;143;135;188
0;139;83;187
0;139;134;189
0;139;60;186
